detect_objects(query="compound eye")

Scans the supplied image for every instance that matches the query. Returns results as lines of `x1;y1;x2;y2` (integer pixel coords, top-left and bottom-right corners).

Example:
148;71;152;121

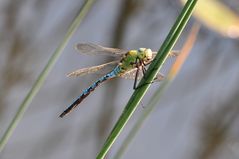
145;49;152;60
138;48;145;53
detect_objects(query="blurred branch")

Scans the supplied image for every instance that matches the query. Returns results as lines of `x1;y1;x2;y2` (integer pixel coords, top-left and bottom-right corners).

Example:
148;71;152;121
196;88;239;159
0;0;30;118
111;0;137;48
181;0;239;38
0;0;96;152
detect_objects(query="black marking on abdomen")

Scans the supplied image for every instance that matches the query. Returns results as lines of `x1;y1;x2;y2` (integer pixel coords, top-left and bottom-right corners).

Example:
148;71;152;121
59;66;120;118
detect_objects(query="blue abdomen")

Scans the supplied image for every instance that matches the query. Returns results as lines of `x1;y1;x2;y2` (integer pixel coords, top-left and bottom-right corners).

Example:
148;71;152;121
59;66;122;117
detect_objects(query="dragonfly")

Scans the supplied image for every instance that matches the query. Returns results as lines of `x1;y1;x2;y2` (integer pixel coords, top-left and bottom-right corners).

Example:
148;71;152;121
59;43;178;118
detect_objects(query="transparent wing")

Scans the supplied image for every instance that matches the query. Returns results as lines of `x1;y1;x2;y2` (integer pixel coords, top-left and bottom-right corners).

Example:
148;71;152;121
120;68;164;82
142;50;180;66
75;43;128;57
152;50;180;58
67;60;119;77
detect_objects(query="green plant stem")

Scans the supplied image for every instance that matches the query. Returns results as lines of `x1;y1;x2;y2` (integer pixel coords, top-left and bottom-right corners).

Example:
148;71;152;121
0;0;96;152
96;0;198;158
113;80;169;159
114;23;200;159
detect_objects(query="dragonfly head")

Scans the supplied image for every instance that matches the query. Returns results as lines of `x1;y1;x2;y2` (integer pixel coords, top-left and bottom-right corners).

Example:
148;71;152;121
138;48;153;61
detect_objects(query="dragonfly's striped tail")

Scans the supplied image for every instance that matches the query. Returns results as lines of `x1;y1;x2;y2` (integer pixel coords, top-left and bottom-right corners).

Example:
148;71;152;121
59;66;120;118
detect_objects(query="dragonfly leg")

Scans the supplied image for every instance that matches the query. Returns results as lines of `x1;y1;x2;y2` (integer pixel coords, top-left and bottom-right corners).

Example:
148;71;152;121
134;60;147;89
133;59;160;90
135;81;153;90
133;67;140;90
133;58;141;90
135;61;162;90
141;61;160;82
142;62;147;78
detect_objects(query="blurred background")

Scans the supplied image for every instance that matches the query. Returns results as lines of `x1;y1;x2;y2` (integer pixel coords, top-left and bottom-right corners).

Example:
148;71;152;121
0;0;239;158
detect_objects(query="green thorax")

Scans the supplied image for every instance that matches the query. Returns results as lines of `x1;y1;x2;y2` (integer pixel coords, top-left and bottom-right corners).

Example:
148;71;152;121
118;48;153;74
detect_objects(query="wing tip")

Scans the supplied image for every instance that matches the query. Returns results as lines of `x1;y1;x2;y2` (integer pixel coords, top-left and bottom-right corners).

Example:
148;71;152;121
152;50;180;57
74;43;83;51
170;50;180;57
66;72;75;77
